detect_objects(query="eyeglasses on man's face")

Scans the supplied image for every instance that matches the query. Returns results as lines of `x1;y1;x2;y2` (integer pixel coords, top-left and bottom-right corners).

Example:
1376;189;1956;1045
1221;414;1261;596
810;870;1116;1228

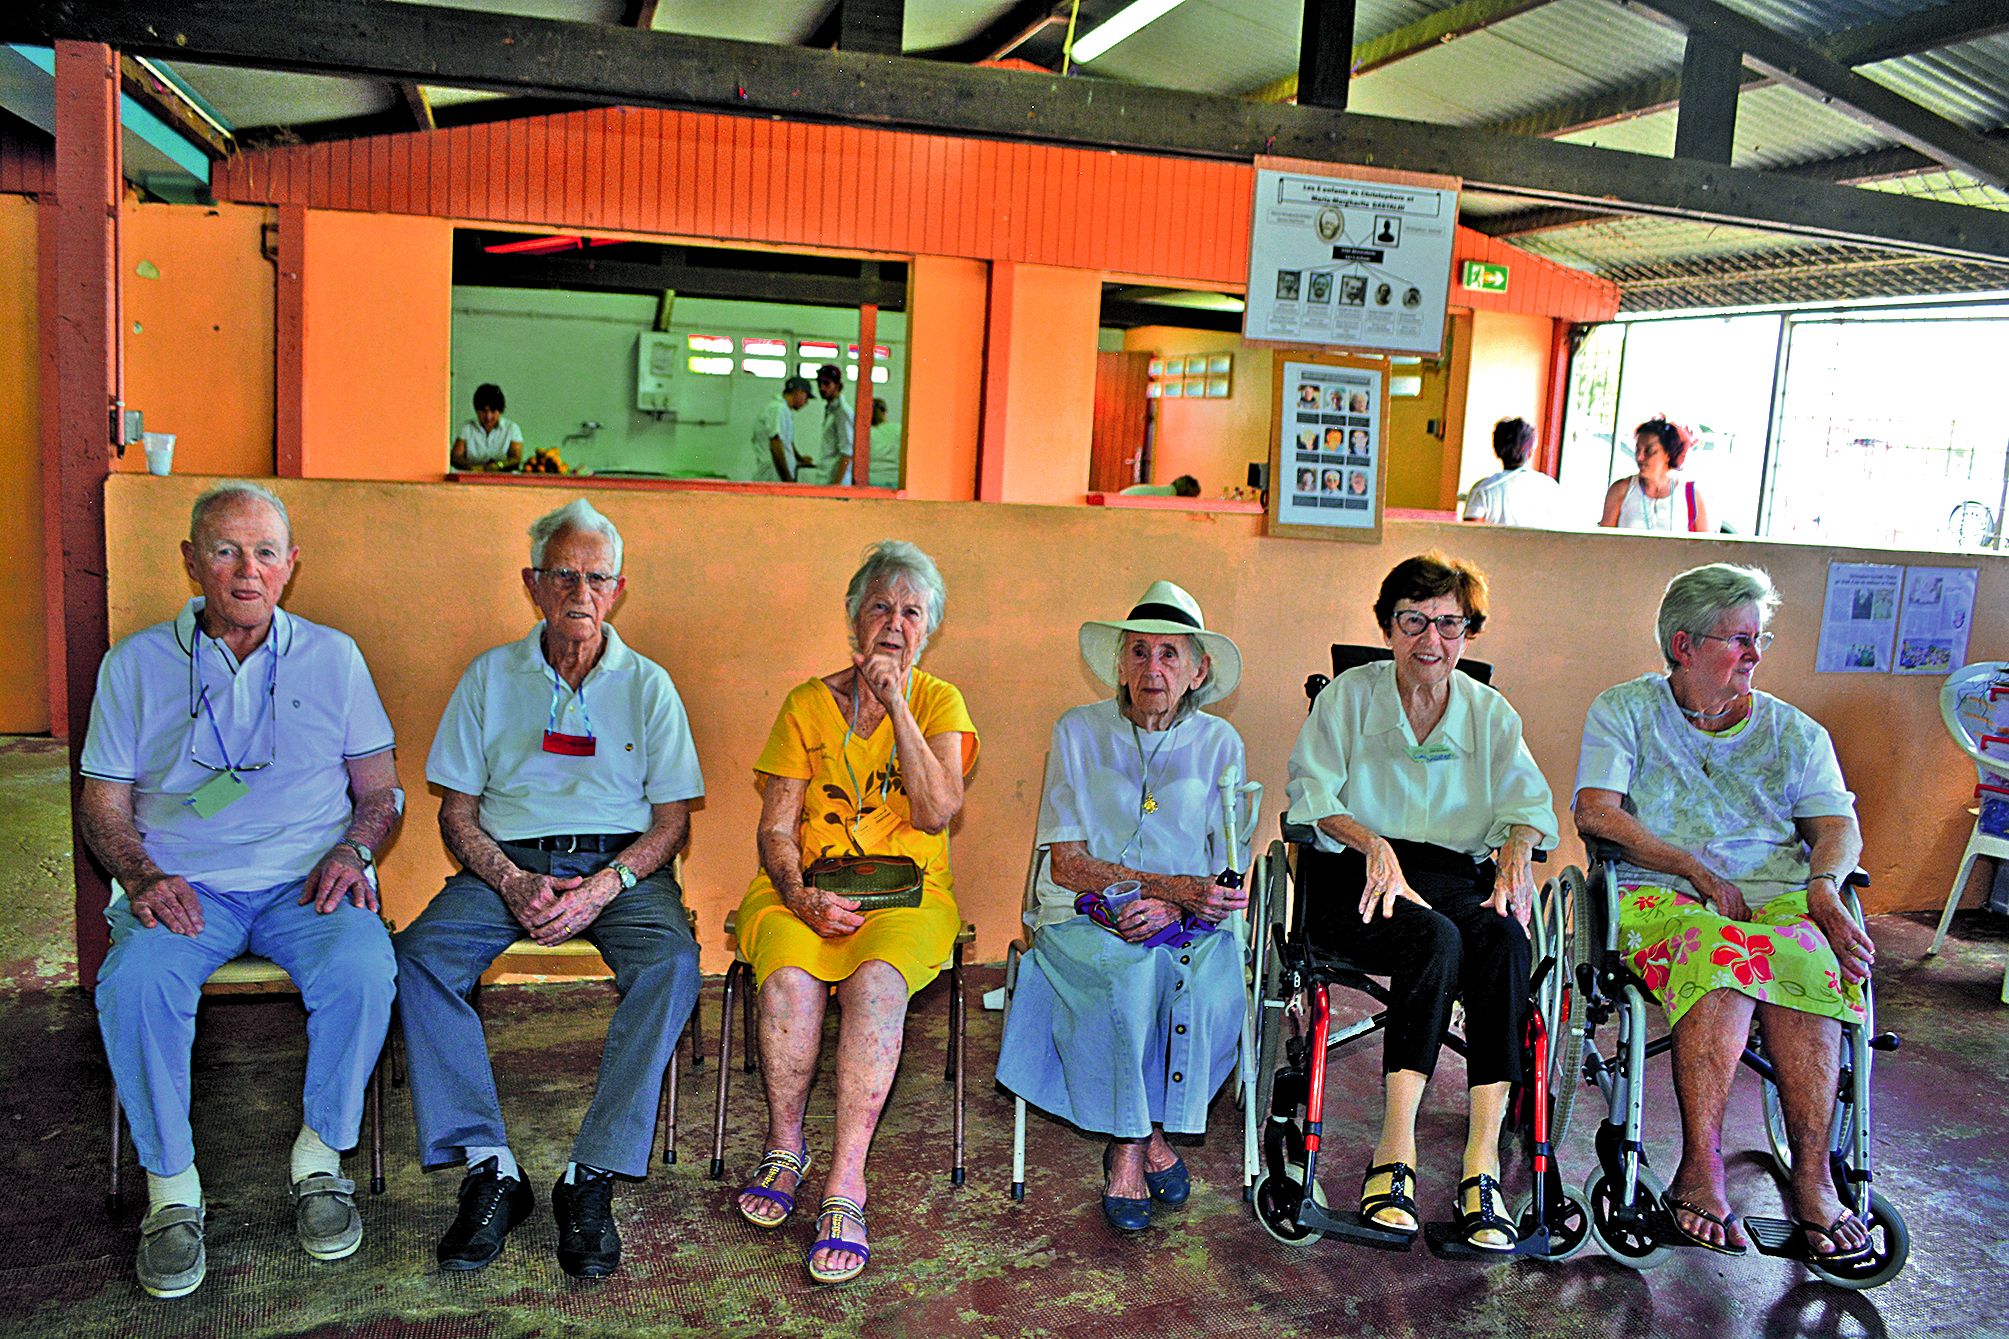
1695;631;1774;654
533;567;621;592
1391;610;1470;639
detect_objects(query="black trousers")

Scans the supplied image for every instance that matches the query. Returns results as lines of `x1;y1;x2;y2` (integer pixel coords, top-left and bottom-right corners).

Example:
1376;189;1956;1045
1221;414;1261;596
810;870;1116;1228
1298;840;1528;1086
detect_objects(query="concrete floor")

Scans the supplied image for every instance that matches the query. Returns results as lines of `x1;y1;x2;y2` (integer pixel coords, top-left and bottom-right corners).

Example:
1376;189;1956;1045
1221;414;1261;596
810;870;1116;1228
2;735;2007;1338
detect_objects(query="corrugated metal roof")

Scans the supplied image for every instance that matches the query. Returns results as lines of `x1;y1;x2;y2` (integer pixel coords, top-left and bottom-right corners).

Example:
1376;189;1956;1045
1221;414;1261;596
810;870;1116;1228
1554;83;1892;168
1859;34;2009;133
1088;0;1305;95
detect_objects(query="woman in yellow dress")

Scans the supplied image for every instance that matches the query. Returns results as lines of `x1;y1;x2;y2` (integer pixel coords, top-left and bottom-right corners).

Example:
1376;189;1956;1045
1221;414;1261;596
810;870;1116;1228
732;541;978;1284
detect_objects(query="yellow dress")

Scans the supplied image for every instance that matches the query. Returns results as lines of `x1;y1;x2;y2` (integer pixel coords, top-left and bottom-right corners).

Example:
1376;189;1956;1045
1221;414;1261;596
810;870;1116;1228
737;669;979;995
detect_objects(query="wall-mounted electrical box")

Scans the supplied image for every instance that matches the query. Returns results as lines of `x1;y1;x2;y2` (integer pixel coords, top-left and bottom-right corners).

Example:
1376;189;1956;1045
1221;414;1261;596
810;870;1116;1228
636;331;679;412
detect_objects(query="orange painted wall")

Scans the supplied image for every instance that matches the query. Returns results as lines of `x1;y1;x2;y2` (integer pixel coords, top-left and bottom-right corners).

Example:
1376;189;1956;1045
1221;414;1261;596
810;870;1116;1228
1456;309;1556;503
121;202;276;479
994;264;1100;505
0;195;49;732
902;255;986;502
298;210;452;481
1121;326;1275;497
105;476;2007;973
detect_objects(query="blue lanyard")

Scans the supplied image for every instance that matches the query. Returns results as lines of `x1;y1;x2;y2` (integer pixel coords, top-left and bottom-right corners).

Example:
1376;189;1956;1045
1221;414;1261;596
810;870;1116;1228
190;625;277;775
546;667;596;739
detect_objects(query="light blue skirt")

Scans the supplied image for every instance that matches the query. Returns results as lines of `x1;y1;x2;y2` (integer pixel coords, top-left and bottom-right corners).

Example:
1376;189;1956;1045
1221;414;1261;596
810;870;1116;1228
995;916;1242;1138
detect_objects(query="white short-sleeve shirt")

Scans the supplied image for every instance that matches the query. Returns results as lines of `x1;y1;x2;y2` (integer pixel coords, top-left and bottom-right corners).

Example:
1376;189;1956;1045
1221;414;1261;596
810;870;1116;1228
822;394;855;485
748;395;797;482
1463;466;1565;528
1032;699;1250;928
79;600;396;894
456;416;523;466
427;623;704;841
1572;674;1855;908
1286;660;1559;858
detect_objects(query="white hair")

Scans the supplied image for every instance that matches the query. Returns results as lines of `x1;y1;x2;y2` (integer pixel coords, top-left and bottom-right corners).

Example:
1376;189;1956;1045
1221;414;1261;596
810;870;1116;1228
190;481;291;545
1656;563;1780;667
845;540;946;647
528;498;623;572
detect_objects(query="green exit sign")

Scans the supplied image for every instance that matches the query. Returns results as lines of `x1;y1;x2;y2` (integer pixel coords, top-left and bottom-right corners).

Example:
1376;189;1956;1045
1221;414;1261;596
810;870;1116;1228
1461;260;1509;293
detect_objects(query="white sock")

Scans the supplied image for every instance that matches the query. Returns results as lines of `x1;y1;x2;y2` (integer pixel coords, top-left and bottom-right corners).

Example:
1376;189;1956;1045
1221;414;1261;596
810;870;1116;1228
147;1164;202;1215
467;1146;520;1182
291;1125;343;1183
563;1160;613;1185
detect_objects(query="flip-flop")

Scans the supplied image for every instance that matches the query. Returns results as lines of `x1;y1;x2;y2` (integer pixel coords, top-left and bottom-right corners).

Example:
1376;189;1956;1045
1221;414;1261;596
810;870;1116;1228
1662;1193;1749;1256
1797;1210;1875;1265
807;1196;871;1285
736;1147;811;1229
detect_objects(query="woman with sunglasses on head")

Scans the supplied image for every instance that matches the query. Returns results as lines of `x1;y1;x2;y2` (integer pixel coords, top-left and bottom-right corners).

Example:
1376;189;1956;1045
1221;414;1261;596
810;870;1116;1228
1572;563;1872;1262
1285;552;1557;1252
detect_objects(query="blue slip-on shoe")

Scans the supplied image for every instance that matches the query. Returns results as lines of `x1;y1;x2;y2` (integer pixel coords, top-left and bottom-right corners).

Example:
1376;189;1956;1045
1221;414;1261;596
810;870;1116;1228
1143;1155;1190;1206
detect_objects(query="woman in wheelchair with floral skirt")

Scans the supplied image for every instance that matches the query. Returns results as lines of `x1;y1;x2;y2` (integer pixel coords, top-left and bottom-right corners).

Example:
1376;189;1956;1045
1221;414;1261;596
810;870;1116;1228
1573;562;1876;1264
1285;552;1557;1251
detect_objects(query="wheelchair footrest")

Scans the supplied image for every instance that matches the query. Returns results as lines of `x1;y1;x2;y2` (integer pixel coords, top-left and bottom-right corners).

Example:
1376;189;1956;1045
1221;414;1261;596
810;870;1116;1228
1424;1221;1552;1261
1296;1201;1417;1252
1744;1215;1798;1255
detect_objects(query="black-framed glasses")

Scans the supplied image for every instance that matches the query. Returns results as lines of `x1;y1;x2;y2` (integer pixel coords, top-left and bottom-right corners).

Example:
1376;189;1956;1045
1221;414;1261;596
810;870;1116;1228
533;567;621;592
1392;610;1470;638
1696;631;1774;653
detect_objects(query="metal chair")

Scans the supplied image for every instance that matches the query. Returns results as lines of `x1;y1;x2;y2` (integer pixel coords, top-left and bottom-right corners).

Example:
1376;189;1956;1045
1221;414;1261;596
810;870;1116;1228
108;952;388;1205
1928;660;2009;1001
707;907;974;1185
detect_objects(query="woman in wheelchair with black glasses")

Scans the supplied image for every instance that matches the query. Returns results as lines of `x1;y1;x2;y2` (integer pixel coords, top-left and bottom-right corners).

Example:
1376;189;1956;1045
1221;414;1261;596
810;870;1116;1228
1285;552;1557;1251
1573;562;1875;1263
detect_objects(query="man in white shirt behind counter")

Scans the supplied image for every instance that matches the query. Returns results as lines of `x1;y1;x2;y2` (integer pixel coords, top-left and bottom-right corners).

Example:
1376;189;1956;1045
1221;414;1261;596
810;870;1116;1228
1462;417;1564;528
78;481;403;1299
394;498;703;1281
750;376;814;482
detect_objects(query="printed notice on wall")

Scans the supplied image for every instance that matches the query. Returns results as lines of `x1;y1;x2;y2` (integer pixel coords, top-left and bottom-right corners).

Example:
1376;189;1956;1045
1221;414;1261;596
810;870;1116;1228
1274;359;1382;532
1244;159;1459;356
1894;566;1978;675
1815;562;1901;673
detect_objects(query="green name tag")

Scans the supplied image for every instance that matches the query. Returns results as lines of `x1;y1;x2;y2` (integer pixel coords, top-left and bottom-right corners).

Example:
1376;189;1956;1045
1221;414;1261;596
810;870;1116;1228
1407;741;1457;764
186;771;250;819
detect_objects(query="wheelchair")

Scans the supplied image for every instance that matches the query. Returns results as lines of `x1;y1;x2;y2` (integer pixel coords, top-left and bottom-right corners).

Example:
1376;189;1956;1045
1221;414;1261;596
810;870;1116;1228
1246;652;1590;1260
1560;840;1910;1289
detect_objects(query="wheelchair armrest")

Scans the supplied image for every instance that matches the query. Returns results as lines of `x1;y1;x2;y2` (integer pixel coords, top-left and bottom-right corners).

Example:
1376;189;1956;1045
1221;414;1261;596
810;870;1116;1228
1279;819;1317;845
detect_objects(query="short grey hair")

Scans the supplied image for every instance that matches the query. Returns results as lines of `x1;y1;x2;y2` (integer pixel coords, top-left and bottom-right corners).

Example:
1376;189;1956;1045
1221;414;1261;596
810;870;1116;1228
529;498;623;572
190;481;291;545
1656;563;1780;667
1113;632;1212;725
845;540;946;645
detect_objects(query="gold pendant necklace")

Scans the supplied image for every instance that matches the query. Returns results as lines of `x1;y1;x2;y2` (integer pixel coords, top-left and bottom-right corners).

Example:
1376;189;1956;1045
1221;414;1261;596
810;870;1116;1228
1130;718;1174;817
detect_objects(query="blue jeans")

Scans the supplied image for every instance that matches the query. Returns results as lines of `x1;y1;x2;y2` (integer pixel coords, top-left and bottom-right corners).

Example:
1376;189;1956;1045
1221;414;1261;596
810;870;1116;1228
97;879;396;1176
393;846;701;1177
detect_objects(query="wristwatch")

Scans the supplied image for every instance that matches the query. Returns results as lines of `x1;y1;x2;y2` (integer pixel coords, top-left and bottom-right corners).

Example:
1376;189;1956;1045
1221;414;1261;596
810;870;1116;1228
337;839;375;870
608;860;639;891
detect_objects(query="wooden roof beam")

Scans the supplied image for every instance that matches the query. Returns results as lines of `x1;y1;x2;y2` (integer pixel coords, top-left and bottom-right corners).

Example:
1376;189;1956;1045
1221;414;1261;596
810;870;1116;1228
1249;0;1556;103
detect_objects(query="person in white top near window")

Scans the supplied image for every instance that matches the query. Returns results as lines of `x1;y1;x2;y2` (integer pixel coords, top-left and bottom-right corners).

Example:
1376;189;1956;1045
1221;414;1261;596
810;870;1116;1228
815;363;855;486
1601;417;1714;534
451;384;525;471
1463;417;1564;528
751;377;814;483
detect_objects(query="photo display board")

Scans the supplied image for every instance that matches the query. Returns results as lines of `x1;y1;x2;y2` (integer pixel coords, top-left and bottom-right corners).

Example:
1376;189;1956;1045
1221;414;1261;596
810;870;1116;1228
1267;355;1388;543
1244;158;1460;357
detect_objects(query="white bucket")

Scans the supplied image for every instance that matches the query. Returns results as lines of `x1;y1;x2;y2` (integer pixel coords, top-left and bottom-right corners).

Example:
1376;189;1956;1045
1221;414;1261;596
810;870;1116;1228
141;432;175;476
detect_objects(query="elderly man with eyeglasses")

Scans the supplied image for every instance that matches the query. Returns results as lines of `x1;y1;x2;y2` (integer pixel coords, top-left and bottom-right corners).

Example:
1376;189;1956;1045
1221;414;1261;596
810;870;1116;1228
394;498;703;1279
78;481;402;1298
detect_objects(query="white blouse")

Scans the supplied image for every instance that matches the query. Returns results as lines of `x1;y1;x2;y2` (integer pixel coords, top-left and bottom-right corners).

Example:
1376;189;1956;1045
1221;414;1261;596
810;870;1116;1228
1285;660;1558;858
1032;699;1249;929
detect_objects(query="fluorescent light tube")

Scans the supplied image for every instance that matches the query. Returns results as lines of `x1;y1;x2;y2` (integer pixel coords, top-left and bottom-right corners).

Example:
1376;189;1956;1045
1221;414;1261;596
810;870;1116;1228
1071;0;1188;63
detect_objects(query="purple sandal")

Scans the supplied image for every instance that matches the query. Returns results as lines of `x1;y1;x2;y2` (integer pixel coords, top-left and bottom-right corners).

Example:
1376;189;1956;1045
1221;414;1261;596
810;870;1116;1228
736;1147;810;1229
807;1195;870;1284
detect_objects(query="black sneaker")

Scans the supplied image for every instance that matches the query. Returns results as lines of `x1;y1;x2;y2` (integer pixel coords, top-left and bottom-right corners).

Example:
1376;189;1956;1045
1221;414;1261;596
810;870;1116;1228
552;1170;620;1278
436;1158;533;1272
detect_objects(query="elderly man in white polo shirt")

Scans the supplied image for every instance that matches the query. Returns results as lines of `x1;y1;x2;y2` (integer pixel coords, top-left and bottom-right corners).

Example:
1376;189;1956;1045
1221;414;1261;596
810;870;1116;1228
394;497;703;1280
77;481;402;1299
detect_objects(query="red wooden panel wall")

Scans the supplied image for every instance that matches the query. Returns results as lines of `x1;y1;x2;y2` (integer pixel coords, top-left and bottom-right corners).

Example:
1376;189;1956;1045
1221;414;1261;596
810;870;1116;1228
213;106;1619;321
0;119;52;195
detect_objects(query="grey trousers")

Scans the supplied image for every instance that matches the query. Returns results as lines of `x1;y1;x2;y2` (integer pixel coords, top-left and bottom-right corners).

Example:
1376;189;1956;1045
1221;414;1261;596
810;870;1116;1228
392;844;700;1177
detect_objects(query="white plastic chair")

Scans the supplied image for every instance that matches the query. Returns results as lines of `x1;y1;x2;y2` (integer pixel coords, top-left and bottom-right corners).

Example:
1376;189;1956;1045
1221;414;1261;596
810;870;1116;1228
1929;660;2009;1002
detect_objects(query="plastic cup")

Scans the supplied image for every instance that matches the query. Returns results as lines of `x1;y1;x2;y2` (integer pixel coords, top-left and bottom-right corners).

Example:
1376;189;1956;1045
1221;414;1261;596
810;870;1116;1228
141;432;175;476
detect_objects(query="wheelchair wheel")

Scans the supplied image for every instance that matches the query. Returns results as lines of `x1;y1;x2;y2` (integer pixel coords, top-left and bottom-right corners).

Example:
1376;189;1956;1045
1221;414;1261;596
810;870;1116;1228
1251;852;1300;1149
1805;1189;1909;1291
1535;868;1590;1149
1511;1188;1591;1262
1252;1166;1328;1247
1585;1165;1672;1270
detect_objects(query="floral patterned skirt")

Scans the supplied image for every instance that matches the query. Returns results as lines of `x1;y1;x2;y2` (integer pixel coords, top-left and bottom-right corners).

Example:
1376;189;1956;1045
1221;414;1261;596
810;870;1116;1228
1617;885;1866;1028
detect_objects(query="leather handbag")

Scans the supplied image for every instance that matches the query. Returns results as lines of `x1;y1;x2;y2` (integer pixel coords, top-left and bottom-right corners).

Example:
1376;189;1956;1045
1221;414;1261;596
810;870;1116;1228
804;854;925;911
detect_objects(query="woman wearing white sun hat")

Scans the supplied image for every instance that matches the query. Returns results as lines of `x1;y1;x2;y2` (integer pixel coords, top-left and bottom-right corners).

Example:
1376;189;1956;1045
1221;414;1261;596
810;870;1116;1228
996;580;1249;1233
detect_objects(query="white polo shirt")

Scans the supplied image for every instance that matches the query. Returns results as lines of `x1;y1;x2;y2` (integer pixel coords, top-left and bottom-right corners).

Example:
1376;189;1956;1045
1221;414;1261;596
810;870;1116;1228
79;600;396;894
456;416;524;466
748;394;797;482
1286;660;1558;858
822;393;855;485
427;622;704;841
